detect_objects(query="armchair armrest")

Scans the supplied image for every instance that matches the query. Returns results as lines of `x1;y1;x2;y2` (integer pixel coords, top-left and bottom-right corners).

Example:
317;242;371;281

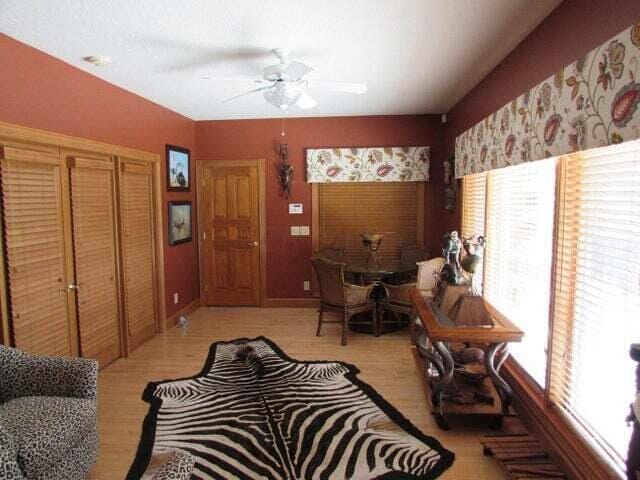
0;346;98;402
343;282;376;306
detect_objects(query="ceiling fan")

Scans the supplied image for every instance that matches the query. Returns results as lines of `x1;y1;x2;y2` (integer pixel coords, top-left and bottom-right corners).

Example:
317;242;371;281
218;48;367;111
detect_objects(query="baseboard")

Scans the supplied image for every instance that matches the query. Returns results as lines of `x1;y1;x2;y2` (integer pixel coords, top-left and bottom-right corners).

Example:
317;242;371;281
166;298;201;328
262;297;319;308
503;358;623;480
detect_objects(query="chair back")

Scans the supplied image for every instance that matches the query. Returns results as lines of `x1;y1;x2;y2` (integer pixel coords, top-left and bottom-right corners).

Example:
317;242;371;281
311;257;346;306
316;247;345;263
382;282;415;306
416;257;444;290
401;245;429;265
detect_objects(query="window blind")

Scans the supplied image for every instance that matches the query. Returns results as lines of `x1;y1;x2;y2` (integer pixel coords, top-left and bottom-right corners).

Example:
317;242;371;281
461;173;486;239
549;141;640;465
318;182;420;265
484;159;556;386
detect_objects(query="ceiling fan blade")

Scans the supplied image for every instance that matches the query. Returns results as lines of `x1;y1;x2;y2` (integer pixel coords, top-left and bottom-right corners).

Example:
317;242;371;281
306;80;367;94
296;90;318;109
282;61;313;80
201;77;266;83
222;85;274;103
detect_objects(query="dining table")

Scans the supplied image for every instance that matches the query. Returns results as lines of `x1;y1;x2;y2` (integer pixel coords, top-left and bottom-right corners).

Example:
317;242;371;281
344;261;418;285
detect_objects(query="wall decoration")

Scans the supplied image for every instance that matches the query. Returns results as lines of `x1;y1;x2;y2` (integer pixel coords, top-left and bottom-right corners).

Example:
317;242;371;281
168;201;192;246
443;155;456;212
306;146;430;183
166;145;190;191
455;22;640;178
276;143;294;198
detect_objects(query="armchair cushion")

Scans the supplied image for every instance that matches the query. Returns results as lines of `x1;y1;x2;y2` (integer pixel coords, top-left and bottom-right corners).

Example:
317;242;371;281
0;396;97;479
0;423;23;479
0;346;98;403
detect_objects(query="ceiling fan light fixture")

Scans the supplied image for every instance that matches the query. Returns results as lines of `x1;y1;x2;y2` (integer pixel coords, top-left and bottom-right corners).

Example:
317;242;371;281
263;82;301;110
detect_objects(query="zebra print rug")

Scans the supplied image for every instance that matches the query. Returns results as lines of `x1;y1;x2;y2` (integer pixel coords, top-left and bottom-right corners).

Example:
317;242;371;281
127;337;454;479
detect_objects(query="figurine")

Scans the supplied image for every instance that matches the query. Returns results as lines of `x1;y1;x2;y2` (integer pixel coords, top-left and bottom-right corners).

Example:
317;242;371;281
461;235;486;294
277;143;294;198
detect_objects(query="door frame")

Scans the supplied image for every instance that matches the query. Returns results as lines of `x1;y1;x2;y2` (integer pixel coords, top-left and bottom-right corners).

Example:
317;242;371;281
0;120;167;349
196;159;267;306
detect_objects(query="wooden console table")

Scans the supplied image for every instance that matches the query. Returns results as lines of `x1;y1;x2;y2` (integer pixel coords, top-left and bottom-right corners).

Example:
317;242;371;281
410;288;524;429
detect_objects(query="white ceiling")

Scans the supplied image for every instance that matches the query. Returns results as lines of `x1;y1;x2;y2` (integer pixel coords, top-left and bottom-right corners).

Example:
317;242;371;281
1;0;562;120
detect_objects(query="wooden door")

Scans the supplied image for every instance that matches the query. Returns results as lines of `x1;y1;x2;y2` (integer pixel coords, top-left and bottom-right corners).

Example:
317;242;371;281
118;158;157;351
200;164;260;305
0;145;77;356
68;154;122;367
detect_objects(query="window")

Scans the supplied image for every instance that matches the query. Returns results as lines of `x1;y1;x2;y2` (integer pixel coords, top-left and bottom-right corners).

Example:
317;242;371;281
461;173;486;239
549;141;640;466
316;182;423;264
484;159;557;387
460;139;640;468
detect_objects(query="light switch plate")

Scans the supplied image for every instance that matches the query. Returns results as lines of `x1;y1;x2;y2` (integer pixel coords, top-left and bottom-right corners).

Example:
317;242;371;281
289;203;303;214
290;226;300;236
299;225;310;236
303;280;310;291
173;292;179;304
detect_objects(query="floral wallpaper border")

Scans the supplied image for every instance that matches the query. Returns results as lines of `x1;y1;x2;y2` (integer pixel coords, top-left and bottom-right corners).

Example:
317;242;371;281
455;22;640;178
306;146;430;183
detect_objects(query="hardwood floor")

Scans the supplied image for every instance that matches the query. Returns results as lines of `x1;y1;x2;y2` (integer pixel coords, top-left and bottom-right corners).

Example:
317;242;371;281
90;307;505;479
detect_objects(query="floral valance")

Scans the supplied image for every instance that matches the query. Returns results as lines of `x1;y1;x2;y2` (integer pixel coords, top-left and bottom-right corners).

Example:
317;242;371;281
455;22;640;178
306;146;430;183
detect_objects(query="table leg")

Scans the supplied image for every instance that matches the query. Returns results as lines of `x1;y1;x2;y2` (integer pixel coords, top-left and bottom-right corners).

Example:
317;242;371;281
485;342;512;413
419;341;454;429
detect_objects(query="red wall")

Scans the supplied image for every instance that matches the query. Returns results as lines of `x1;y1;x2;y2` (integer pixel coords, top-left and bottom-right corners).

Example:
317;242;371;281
196;116;451;298
445;0;640;152
0;34;199;318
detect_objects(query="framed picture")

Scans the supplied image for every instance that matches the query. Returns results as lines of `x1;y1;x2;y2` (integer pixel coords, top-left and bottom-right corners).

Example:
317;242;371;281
166;144;190;191
168;201;192;246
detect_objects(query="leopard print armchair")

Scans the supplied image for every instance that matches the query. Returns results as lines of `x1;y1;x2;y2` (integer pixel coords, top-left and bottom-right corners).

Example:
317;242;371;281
0;346;98;480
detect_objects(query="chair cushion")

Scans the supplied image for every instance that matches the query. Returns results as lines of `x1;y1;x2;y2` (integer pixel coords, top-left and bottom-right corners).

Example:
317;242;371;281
0;396;96;478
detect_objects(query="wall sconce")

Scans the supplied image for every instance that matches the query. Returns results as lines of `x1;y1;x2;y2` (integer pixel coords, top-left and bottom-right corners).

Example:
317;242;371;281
277;143;294;198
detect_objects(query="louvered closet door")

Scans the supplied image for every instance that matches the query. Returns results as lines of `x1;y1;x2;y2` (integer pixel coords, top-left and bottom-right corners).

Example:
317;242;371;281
68;155;122;367
0;146;76;356
119;159;156;351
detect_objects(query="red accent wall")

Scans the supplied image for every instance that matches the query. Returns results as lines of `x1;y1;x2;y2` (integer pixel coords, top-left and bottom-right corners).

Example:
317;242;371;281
0;34;199;318
196;116;450;298
445;0;640;153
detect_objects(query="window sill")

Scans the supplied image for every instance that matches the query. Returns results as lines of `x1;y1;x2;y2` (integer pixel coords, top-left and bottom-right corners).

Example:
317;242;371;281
503;357;625;480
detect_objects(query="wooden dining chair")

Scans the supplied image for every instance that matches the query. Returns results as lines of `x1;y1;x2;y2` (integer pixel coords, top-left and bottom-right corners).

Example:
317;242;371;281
416;257;445;291
400;245;429;265
316;246;346;263
311;256;377;346
378;281;415;335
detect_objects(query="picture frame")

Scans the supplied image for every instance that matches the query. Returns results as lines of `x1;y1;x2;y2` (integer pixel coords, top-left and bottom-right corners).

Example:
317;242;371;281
166;144;190;191
168;201;192;246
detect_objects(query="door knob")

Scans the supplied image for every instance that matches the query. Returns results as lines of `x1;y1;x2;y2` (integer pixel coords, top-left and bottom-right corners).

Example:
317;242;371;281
252;241;259;246
67;284;79;291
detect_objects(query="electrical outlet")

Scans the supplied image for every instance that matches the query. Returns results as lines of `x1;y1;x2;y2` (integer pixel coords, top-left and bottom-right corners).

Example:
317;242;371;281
290;226;300;236
299;225;310;236
303;280;310;291
173;292;179;305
